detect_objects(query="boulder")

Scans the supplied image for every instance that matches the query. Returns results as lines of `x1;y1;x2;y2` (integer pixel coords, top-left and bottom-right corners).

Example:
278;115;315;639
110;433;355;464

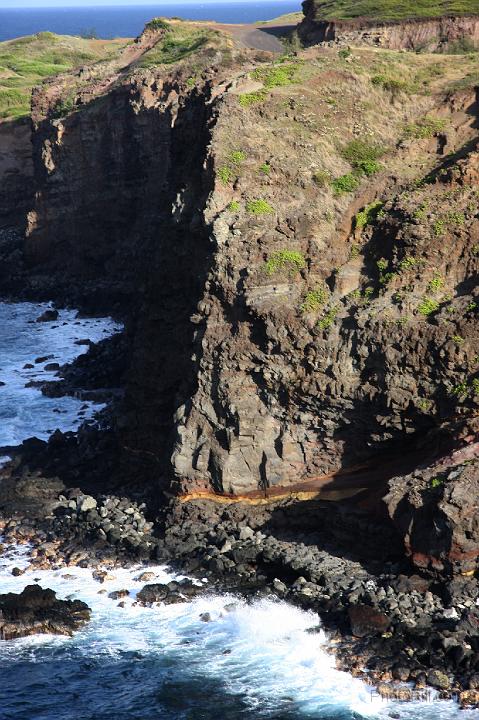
36;309;59;323
78;495;97;513
137;579;204;605
348;604;390;637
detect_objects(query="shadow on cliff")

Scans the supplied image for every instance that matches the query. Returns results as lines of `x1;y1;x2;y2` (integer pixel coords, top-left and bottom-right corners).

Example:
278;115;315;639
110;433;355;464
8;82;218;507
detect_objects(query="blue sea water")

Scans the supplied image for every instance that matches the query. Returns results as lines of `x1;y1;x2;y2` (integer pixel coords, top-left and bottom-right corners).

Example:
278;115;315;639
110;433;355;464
0;2;301;41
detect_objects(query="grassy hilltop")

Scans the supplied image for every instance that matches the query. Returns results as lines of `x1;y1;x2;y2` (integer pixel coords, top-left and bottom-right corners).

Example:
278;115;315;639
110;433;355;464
310;0;479;21
0;32;128;119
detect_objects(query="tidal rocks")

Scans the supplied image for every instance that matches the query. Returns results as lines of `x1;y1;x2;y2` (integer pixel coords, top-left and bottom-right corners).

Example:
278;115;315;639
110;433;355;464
36;309;58;323
0;584;90;640
52;493;156;559
137;579;204;605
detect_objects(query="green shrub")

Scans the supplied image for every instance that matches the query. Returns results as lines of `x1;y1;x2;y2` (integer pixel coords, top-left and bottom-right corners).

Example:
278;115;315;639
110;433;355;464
371;74;411;95
247;199;274;215
265;249;305;276
446;211;465;226
355;200;383;230
145;18;170;31
452;334;465;345
430;477;443;488
338;48;351;59
301;286;329;313
331;173;360;195
318;306;338;331
452;381;469;399
418;297;440;316
433;219;446;237
218;166;234;185
259;162;271;175
228;200;240;212
341;138;384;176
447;37;477;54
230;150;246;165
51;95;76;118
427;273;444;293
399;255;418;272
251;63;300;88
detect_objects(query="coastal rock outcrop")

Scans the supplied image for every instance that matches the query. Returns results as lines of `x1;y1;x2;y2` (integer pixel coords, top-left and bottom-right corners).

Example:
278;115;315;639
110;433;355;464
298;1;479;51
0;584;91;639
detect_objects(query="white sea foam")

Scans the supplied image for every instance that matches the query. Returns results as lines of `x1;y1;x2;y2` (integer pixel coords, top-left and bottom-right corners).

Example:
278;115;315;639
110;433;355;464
0;301;122;446
0;542;473;719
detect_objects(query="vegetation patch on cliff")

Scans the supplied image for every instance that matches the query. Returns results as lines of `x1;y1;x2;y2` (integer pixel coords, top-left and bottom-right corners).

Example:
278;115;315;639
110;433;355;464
0;33;127;119
309;0;479;21
138;22;222;67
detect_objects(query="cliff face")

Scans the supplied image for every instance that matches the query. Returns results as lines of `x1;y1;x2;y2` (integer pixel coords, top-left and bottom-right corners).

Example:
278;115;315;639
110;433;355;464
0;118;33;229
298;2;479;50
20;25;479;573
172;88;479;497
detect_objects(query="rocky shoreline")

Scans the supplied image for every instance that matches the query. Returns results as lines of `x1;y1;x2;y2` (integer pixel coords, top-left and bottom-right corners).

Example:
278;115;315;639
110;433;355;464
1;481;478;709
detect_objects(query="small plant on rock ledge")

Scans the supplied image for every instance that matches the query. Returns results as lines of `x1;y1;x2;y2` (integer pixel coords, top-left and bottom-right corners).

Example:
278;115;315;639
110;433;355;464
355;200;383;231
418;297;440;317
265;250;305;277
246;199;274;215
301;286;329;313
427;273;444;293
218;166;234;185
318;306;339;331
230;150;247;165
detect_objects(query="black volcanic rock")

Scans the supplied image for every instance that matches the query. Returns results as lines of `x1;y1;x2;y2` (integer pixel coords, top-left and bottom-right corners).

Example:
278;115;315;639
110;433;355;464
0;584;91;640
36;309;58;322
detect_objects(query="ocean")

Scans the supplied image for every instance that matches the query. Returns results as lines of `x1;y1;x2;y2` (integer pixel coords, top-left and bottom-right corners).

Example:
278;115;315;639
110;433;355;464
0;2;302;42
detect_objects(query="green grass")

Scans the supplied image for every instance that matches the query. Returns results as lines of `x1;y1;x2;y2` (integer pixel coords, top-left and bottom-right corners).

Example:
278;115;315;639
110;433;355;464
251;63;301;88
139;25;215;67
310;1;479;21
404;115;447;139
238;90;267;108
0;32;126;119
